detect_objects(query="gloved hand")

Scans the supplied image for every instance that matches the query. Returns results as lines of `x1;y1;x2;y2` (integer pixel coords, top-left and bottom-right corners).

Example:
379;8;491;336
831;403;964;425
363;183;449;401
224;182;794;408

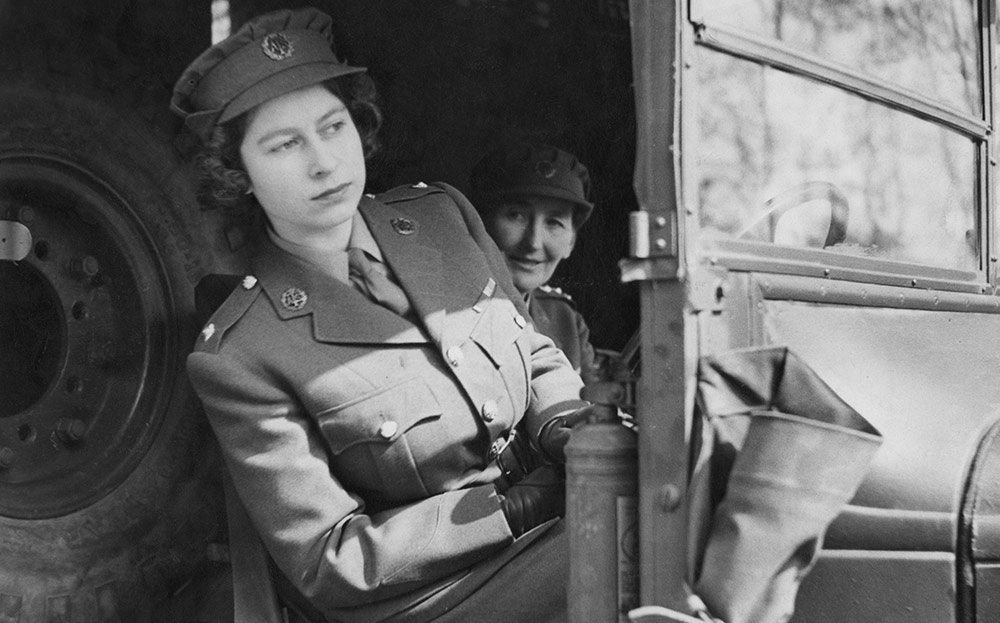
536;402;617;463
498;465;565;538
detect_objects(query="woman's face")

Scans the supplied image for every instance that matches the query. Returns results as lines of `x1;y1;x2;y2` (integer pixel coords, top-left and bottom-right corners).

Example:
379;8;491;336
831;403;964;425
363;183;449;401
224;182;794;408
485;196;577;293
240;84;366;247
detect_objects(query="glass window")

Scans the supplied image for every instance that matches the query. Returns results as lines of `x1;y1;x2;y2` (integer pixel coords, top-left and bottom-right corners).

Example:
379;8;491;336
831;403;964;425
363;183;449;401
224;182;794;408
695;0;981;117
695;50;978;272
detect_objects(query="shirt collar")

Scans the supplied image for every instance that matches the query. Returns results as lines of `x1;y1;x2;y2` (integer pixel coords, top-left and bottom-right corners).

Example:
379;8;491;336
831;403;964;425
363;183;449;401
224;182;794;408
266;210;384;283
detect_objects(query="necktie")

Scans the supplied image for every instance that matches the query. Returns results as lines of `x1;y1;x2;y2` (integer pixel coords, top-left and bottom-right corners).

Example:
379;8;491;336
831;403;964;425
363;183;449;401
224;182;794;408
347;247;413;317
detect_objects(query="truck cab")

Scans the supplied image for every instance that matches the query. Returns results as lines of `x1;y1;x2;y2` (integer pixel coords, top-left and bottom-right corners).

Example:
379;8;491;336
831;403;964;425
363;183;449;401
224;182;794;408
627;1;1000;620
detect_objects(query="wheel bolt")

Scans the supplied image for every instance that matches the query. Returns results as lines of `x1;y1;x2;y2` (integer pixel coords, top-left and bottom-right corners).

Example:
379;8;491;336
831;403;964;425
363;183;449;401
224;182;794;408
17;206;35;223
0;447;13;468
71;255;100;278
56;418;87;444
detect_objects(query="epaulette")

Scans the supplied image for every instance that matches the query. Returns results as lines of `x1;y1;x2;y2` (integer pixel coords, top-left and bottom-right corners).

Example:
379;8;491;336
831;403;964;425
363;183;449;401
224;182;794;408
194;275;263;355
377;182;445;204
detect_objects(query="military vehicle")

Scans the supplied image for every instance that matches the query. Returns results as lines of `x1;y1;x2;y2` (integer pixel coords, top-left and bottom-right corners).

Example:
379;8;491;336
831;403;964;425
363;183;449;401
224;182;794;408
1;0;998;621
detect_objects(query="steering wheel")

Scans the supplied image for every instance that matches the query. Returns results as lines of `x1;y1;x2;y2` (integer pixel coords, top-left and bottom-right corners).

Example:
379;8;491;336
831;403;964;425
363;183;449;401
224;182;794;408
736;181;849;248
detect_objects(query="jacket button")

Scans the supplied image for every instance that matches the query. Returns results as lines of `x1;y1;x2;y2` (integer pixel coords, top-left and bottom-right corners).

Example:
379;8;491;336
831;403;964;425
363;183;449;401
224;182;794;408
481;400;498;422
446;345;464;367
379;421;398;439
514;314;526;328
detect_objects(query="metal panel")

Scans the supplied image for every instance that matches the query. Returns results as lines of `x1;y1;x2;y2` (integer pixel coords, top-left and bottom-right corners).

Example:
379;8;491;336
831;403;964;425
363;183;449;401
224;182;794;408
758;297;1000;515
790;551;956;623
976;563;1000;622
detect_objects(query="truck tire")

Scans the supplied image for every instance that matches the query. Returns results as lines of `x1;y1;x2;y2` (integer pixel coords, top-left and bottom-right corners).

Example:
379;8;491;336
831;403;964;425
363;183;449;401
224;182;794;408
0;71;224;622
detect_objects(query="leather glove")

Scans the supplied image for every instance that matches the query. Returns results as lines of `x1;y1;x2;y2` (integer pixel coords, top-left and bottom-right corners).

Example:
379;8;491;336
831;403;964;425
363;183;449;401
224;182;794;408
498;465;565;538
537;381;635;462
536;403;608;463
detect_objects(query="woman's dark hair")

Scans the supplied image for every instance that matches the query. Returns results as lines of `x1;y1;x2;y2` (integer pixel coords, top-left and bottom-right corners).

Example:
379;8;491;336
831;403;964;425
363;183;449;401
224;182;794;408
195;72;382;212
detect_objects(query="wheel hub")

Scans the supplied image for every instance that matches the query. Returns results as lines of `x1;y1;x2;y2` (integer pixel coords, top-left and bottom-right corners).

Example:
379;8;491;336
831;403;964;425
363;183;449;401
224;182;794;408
0;154;175;518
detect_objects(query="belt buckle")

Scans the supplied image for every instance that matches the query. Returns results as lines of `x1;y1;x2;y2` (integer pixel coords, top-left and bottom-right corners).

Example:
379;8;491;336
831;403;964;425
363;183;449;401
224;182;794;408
489;431;514;462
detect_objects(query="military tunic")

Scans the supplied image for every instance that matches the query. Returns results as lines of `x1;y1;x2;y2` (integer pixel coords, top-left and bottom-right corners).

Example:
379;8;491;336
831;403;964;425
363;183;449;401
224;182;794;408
187;183;586;622
527;286;599;384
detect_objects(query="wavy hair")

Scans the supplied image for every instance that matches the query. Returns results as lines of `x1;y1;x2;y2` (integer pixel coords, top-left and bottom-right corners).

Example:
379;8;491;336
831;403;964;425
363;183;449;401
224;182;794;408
195;73;383;212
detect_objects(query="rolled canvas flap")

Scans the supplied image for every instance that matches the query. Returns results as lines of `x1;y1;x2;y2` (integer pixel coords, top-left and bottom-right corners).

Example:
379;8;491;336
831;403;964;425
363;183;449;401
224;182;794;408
688;346;883;623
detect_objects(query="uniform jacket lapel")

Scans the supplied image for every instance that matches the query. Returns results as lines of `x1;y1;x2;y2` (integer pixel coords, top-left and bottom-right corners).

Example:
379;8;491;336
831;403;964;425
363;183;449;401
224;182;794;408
359;193;497;348
250;236;429;344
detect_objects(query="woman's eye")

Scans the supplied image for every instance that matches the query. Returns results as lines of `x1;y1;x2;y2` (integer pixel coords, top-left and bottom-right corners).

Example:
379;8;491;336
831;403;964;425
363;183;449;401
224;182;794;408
268;137;300;153
321;121;346;135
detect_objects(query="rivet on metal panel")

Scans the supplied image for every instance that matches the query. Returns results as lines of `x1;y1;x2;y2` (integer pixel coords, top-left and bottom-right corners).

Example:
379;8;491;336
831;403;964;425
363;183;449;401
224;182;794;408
658;484;682;512
655;239;667;250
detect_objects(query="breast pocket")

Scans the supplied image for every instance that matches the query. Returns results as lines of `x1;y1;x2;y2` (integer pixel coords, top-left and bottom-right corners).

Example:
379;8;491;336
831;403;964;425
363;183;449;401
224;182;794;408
317;377;442;499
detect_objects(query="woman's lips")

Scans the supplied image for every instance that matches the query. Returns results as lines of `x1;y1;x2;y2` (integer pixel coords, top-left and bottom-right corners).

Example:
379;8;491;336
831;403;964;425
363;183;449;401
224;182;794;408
312;182;350;201
508;256;543;270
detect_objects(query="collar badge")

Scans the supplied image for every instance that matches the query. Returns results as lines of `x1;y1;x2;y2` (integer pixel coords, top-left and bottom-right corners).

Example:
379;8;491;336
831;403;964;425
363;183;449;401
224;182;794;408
391;218;416;235
280;286;308;311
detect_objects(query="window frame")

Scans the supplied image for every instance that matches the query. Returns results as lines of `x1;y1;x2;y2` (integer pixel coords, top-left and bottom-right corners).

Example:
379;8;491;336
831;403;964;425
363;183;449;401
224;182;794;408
681;0;998;292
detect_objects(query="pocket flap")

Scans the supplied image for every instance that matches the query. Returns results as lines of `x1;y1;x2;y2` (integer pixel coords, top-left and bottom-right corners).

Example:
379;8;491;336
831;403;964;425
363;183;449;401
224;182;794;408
318;378;442;455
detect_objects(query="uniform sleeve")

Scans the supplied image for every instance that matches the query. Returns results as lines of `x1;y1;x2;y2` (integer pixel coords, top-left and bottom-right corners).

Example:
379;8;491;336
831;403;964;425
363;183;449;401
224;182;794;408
575;308;600;385
187;350;514;613
433;182;589;440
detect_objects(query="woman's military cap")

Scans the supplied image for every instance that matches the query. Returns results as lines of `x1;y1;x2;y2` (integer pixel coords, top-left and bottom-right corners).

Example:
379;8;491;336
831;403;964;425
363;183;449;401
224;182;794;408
171;7;364;141
470;143;594;226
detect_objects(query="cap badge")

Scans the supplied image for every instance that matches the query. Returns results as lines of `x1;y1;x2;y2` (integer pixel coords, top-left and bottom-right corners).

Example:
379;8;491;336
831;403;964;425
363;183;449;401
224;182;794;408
280;287;308;311
535;159;557;179
391;218;416;235
261;33;294;61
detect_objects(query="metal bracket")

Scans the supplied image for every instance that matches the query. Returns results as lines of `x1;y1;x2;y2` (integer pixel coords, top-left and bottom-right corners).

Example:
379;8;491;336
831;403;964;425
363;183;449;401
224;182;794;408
630;210;677;259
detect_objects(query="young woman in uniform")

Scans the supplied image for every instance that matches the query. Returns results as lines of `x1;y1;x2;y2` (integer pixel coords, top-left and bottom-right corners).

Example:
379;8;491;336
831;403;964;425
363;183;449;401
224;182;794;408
172;7;590;623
